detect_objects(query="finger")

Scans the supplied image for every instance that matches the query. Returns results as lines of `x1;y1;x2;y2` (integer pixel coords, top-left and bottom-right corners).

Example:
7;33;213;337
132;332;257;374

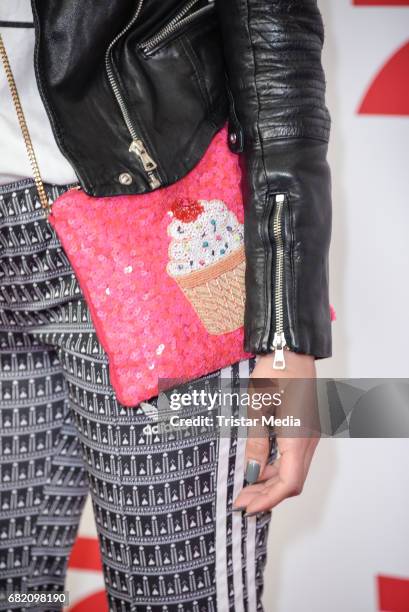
232;436;273;509
259;461;280;481
244;480;296;514
244;375;277;485
233;476;280;510
244;433;270;485
233;448;287;510
242;449;306;513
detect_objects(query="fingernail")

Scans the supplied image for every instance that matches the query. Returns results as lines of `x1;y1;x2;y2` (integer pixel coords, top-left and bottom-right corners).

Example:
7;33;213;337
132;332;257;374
245;460;260;484
244;511;261;518
232;506;246;512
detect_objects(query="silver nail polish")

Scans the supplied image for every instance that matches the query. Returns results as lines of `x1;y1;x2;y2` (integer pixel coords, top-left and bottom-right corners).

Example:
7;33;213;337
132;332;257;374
245;460;260;484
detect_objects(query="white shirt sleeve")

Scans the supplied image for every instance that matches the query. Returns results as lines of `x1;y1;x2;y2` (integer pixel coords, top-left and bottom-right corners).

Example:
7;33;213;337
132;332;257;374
0;0;78;186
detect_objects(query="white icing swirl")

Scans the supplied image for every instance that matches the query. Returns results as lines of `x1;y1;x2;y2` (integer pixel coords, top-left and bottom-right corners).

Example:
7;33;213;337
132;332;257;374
167;199;244;276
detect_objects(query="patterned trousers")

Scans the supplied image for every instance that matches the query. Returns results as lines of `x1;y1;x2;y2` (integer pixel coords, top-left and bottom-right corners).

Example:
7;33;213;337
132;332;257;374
0;180;273;612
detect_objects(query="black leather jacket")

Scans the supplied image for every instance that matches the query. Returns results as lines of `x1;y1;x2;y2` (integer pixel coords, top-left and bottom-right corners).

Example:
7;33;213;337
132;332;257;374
32;0;332;361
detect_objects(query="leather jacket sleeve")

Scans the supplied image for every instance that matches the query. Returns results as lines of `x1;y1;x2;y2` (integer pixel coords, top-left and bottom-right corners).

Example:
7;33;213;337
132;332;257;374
217;0;333;359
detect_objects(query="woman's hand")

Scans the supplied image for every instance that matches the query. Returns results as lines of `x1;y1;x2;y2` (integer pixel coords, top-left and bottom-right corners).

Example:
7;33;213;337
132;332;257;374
233;351;320;515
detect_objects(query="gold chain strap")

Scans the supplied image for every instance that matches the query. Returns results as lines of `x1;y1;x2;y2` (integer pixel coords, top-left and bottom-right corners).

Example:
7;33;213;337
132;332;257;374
0;33;50;215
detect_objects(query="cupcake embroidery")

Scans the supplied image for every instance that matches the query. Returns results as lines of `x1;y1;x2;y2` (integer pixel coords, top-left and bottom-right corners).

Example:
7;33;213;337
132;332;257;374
166;198;246;335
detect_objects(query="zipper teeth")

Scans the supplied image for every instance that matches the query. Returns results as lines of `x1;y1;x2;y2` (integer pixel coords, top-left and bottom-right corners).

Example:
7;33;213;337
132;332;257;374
272;195;285;335
105;0;161;188
139;0;205;52
104;0;145;141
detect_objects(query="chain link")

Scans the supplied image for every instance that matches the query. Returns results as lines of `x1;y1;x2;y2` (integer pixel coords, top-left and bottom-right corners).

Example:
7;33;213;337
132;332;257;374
0;33;50;215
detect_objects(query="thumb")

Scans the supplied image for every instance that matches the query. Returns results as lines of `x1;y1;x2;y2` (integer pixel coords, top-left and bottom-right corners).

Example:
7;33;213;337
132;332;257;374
244;428;270;484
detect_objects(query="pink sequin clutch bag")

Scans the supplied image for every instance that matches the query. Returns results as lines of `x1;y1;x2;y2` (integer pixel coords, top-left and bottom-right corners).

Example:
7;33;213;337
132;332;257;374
49;127;254;406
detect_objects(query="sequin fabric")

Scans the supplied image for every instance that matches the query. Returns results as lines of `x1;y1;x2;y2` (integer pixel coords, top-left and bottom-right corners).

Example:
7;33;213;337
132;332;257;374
48;127;253;406
166;199;244;276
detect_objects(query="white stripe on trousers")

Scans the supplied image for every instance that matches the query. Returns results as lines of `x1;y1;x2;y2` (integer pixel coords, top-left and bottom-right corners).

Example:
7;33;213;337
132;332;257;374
245;515;258;612
215;360;259;611
231;359;249;612
215;364;232;611
242;357;258;612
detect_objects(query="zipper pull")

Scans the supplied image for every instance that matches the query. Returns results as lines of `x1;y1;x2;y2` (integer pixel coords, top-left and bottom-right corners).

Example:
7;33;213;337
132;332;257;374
129;139;161;189
129;139;157;171
148;173;161;189
272;331;287;370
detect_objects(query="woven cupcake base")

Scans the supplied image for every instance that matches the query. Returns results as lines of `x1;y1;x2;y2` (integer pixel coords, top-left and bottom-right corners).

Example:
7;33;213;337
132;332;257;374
175;247;246;335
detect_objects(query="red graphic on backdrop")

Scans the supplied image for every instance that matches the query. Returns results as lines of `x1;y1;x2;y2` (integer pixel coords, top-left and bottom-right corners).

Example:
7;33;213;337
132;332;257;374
68;537;107;611
377;575;409;611
354;0;409;115
68;536;103;572
354;1;409;5
358;41;409;114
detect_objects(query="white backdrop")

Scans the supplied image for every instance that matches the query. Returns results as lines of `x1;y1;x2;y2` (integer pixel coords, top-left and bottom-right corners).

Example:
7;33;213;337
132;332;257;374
264;1;409;611
64;1;409;611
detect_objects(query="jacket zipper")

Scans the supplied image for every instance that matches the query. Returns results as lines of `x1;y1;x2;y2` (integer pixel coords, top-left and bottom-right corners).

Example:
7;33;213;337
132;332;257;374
271;194;288;370
138;0;214;54
104;0;161;189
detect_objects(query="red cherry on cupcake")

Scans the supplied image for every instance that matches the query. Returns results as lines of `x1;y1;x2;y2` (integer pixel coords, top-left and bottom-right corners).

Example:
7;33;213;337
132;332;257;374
170;198;204;222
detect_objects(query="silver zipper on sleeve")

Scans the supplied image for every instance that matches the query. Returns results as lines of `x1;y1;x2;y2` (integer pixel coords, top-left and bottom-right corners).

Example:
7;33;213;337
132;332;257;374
138;0;213;54
271;194;287;370
104;0;161;189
